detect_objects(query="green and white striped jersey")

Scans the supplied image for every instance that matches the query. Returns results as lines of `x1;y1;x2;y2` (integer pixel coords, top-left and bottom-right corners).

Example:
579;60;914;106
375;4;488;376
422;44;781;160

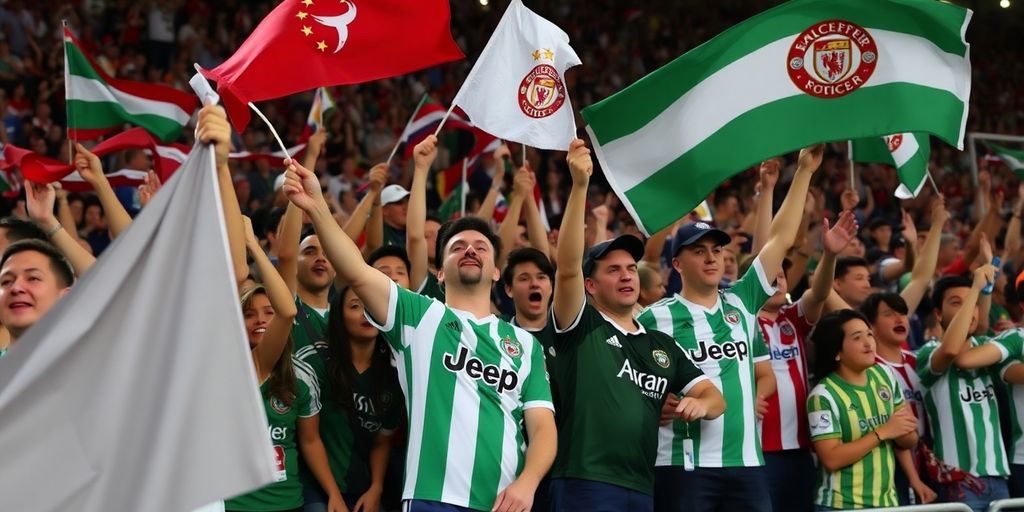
637;257;773;468
807;365;905;509
917;337;1010;477
367;281;553;511
986;329;1024;465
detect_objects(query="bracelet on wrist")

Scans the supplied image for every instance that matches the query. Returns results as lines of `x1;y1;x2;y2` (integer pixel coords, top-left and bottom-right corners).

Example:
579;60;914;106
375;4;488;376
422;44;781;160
45;223;63;238
872;430;883;443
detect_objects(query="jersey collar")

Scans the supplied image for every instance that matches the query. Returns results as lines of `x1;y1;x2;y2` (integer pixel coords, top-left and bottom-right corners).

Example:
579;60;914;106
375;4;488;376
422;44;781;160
598;309;646;336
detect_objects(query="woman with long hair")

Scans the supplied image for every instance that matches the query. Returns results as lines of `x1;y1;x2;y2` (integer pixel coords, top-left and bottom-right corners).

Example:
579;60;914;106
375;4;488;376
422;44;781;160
805;309;925;510
303;285;402;512
226;218;344;512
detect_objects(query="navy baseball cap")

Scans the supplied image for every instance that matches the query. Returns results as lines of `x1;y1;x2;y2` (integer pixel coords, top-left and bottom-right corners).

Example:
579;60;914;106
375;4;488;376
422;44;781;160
583;235;645;277
671;222;732;257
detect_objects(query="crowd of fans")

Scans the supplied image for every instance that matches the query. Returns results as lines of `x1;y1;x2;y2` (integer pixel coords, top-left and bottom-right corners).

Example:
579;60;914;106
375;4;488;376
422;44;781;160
2;1;1024;512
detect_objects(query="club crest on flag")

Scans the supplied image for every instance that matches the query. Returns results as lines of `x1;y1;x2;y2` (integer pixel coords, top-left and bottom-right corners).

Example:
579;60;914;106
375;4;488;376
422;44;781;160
518;49;567;119
885;133;904;152
787;20;877;98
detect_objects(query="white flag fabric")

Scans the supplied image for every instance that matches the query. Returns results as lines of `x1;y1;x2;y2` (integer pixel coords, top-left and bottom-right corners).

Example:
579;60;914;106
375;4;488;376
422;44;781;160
453;0;581;151
0;143;277;511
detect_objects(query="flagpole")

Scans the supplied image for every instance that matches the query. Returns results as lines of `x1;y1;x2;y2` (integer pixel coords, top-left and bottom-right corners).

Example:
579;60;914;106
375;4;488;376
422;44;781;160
460;157;468;217
848;140;855;191
521;144;527;167
926;169;941;195
386;93;429;165
247;102;290;158
62;19;75;164
434;0;516;136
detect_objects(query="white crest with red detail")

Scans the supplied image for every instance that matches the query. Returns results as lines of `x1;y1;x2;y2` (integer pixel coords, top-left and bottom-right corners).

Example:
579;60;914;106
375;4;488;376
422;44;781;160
787;20;878;99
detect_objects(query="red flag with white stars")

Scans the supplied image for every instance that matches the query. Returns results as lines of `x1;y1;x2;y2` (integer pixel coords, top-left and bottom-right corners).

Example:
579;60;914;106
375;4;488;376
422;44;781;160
200;0;463;132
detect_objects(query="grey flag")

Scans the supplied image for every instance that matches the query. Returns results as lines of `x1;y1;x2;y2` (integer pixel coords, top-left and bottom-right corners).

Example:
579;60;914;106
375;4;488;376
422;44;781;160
0;143;277;511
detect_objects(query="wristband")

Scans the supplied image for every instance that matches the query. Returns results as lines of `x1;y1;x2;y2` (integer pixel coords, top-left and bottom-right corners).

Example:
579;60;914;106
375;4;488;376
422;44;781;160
872;430;883;443
45;223;63;238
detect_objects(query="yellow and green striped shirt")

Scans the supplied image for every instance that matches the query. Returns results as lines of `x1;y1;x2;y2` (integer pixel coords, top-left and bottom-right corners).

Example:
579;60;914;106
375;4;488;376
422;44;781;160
807;364;905;509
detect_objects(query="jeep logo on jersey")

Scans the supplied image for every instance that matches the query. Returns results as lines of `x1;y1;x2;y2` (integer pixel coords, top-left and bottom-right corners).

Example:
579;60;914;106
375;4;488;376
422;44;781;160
960;384;997;403
270;396;290;414
616;358;668;400
443;345;519;393
652;349;671;368
877;385;892;402
502;336;523;357
689;339;748;363
770;345;800;361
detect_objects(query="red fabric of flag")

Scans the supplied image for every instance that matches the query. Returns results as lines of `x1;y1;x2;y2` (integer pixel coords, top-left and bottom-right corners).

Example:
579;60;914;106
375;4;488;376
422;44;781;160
200;0;464;132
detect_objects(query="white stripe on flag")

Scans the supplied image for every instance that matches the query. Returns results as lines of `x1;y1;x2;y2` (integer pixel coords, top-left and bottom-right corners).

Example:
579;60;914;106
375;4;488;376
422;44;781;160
597;29;971;191
67;75;192;124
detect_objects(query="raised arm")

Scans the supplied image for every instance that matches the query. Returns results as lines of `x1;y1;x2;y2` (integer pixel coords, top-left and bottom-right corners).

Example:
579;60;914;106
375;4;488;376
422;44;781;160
475;146;510;221
276;201;303;295
758;145;823;277
73;143;132;238
975;235;994;336
752;158;779;254
342;164;386;244
644;223;673;265
1004;186;1024;265
283;159;392;322
802;210;858;324
361;173;385;257
902;197;949;313
25;182;96;276
880;210;917;282
521;170;551;258
552;139;592;330
54;189;81;243
244;216;298;374
407;135;437;293
930;263;995;374
497;165;530;269
197;104;247;284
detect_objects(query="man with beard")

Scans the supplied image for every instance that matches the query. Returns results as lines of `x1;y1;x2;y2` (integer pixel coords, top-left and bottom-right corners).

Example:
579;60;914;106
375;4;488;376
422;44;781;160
282;157;556;512
548;139;724;511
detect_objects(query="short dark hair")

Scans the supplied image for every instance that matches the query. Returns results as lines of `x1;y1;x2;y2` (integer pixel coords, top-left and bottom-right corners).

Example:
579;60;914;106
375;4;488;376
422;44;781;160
0;217;48;242
860;292;909;323
810;309;869;384
502;247;554;287
425;214;442;225
436;216;502;265
264;207;286;238
0;239;75;288
835;257;870;280
932;275;972;311
366;245;411;274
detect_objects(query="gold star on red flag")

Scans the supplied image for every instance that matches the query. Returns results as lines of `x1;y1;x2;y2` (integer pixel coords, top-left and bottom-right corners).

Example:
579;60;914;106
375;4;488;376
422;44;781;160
296;11;308;20
301;25;313;36
317;40;328;52
302;0;314;5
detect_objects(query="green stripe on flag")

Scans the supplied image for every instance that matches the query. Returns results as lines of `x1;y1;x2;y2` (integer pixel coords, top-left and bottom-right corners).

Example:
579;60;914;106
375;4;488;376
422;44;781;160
601;85;961;234
986;141;1024;179
582;0;970;144
67;99;186;142
853;133;931;199
437;183;464;222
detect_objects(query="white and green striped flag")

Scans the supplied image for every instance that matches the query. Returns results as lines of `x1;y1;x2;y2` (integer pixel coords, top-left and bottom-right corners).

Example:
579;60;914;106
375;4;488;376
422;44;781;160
64;27;198;141
852;133;931;199
582;0;972;235
986;141;1024;179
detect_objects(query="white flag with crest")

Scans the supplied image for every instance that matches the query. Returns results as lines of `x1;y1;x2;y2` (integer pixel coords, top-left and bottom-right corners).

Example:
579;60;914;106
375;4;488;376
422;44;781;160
453;0;581;151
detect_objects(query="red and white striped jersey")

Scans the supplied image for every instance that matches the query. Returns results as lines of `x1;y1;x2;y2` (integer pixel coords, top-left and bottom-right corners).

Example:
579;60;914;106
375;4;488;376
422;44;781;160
758;301;813;452
875;350;927;438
